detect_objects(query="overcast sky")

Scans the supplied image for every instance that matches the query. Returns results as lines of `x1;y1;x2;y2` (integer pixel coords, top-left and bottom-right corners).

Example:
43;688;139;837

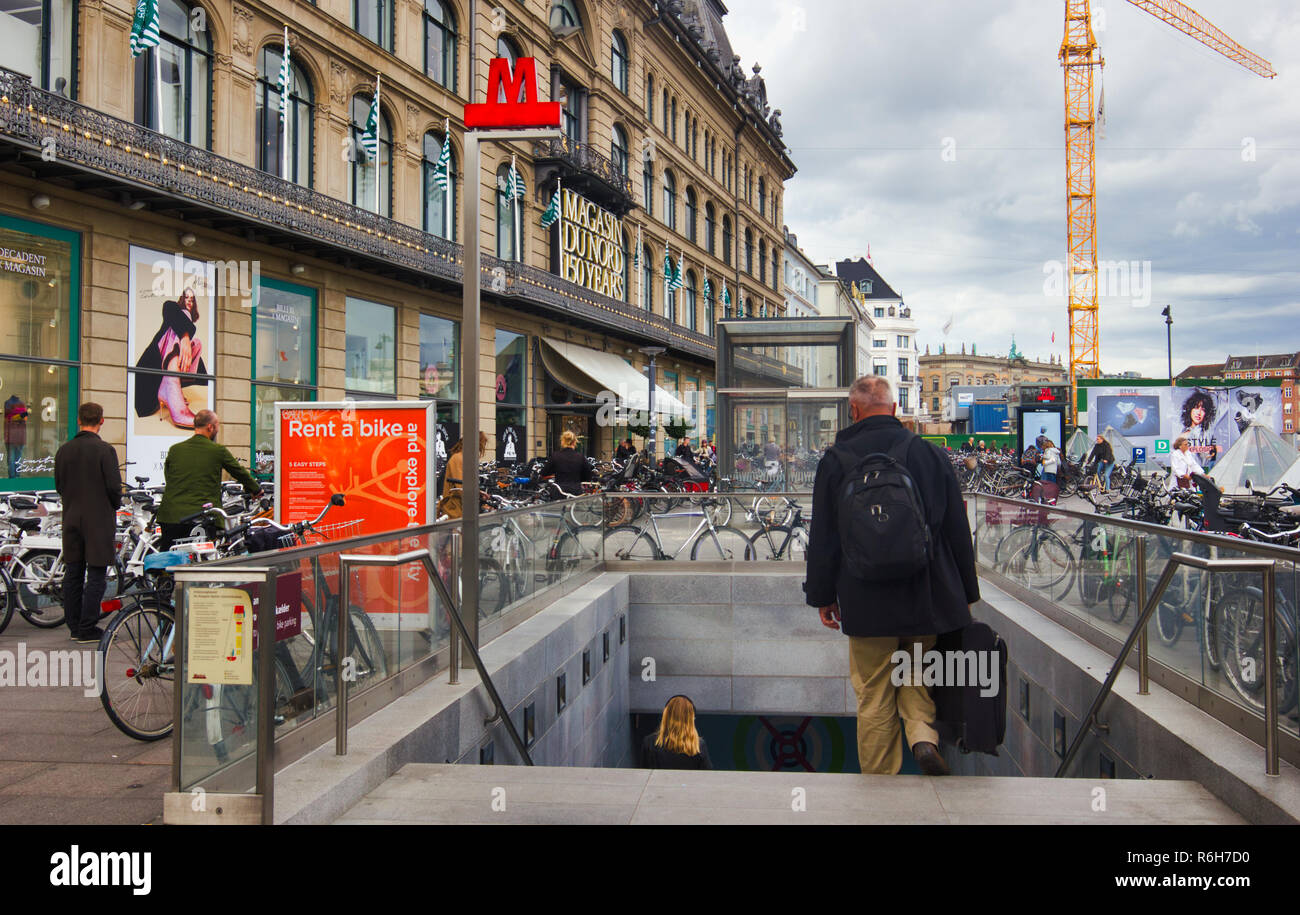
722;0;1300;377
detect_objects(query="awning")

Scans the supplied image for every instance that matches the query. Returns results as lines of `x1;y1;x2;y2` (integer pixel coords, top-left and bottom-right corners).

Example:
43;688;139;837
538;338;691;417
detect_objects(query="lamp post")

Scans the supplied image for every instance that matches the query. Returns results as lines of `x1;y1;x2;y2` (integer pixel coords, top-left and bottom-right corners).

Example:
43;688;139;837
639;345;666;460
1161;305;1173;385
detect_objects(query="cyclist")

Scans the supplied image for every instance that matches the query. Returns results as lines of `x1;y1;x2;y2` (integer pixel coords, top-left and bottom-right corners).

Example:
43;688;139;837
156;409;260;550
1085;433;1115;492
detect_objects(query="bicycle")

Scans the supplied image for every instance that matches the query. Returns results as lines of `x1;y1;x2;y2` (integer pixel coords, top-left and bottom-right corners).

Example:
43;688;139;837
603;498;754;561
746;497;810;560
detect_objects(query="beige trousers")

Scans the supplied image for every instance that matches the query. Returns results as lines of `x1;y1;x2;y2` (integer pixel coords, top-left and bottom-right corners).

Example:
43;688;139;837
848;634;941;775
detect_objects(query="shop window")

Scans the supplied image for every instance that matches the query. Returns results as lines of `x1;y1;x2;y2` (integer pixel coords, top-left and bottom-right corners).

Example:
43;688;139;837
252;278;316;476
344;297;396;395
421;314;460;482
256;44;313;186
495;330;526;464
134;0;212;148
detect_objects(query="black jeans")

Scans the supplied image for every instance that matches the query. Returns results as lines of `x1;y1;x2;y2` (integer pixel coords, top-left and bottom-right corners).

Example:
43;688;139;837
64;562;108;636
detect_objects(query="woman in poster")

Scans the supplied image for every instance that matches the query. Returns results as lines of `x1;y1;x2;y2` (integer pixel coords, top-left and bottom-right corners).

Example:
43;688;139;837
1178;389;1217;462
133;287;207;429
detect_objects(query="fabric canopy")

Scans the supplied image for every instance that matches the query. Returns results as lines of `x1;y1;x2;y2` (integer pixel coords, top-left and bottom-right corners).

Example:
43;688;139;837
1208;421;1300;495
538;338;691;418
1064;428;1091;462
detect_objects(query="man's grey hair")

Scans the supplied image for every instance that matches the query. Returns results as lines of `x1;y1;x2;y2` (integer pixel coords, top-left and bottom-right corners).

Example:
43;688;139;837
849;375;894;409
194;409;217;430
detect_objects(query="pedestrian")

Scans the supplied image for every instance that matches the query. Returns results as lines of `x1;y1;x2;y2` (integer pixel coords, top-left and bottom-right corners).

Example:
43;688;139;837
1168;434;1203;491
675;437;695;464
439;431;488;519
1038;438;1061;504
960;437;975;453
977;440;986;453
1086;433;1115;491
615;437;636;462
640;695;712;769
539;429;592;495
156;410;261;550
54;402;122;643
804;376;979;776
1203;443;1219;472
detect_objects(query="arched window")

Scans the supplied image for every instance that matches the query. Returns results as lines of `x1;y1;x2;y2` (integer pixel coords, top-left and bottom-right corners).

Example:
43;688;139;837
684;187;697;243
670;96;677;142
496;161;524;261
704;202;715;255
350;92;391;216
642;245;654;312
758;176;766;217
610;123;629;178
646;73;654;120
703;275;714;334
422;129;456;239
662;88;669;133
256;43;313;185
744;228;754;275
134;0;212;148
355;0;393;50
722;216;732;267
758;238;767;284
611;30;628;94
496;36;519;101
550;0;581;30
662;170;676;230
642;161;653;216
772;249;780;290
683;271;697;331
425;0;457;90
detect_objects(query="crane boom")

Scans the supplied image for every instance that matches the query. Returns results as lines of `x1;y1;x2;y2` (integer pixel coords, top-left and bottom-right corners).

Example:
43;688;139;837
1126;0;1277;78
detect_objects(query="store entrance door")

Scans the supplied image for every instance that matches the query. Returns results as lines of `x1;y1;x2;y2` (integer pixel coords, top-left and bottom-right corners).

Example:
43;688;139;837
546;412;595;457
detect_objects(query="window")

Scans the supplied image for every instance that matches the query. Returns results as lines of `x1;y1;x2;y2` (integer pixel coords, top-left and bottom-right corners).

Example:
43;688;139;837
496;162;524;261
495;36;519;101
759;176;766;216
253;278;316;475
872;339;887;348
722;216;732;267
349;93;391;216
899;388;909;411
256;44;313;186
422;130;456;239
932;397;940;411
662;88;669;133
873;362;887;377
355;0;393;50
611;30;628;94
642;162;653;216
703;275;714;333
772;249;780;291
646;73;654;121
662;170;676;229
759;239;767;285
550;0;581;30
345;297;396;395
642;245;654;312
670;97;677;143
683;271;697;331
495;330;527;464
0;214;80;491
684;187;697;243
419;314;460;457
134;0;211;148
555;71;585;144
873;307;884;318
897;335;909;348
3;0;76;94
704;203;715;255
898;358;909;379
611;124;629;179
424;0;457;90
744;229;754;275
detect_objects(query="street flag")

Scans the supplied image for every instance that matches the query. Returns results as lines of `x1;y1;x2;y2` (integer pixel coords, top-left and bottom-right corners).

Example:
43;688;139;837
277;27;291;121
721;278;731;315
434;118;451;191
541;177;561;228
671;250;684;291
506;154;526;201
662;242;674;289
1097;83;1107;140
702;270;711;302
1051;331;1056;343
361;75;381;163
129;0;160;56
942;314;953;335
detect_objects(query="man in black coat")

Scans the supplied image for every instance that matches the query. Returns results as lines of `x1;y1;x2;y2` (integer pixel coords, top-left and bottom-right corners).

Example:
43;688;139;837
54;402;122;642
804;376;979;776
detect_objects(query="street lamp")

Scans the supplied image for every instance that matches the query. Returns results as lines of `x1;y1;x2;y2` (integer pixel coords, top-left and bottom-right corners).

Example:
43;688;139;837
639;345;666;460
1161;305;1173;385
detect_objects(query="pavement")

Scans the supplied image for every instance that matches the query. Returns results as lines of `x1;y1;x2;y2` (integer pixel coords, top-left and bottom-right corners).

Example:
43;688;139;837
0;619;170;826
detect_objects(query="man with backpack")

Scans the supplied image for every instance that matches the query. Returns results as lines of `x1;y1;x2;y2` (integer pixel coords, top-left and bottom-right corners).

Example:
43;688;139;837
804;376;980;776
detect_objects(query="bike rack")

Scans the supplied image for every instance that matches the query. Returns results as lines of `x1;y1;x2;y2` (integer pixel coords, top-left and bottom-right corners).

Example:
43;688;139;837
1056;546;1281;778
335;547;533;766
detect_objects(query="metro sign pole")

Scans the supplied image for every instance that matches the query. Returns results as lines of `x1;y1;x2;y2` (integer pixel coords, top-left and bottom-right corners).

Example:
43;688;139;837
459;57;561;664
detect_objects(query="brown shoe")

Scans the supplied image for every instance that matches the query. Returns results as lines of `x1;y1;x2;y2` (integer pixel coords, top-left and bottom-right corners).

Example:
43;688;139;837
912;741;950;776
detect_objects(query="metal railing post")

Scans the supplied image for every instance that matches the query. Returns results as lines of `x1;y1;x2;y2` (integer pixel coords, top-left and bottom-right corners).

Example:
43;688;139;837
1136;536;1149;696
1264;562;1279;776
336;562;350;756
448;529;461;685
256;568;277;824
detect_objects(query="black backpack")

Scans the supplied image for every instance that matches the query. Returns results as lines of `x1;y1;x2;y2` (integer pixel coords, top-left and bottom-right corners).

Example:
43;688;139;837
832;434;932;582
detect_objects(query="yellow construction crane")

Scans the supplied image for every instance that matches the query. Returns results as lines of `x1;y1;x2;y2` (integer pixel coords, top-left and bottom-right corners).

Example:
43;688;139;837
1060;0;1275;420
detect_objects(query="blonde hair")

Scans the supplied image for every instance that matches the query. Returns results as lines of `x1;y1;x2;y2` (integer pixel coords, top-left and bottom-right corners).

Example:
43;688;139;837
655;695;701;757
560;429;577;449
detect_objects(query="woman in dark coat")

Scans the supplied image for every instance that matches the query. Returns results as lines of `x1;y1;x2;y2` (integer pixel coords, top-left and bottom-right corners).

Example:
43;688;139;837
640;695;712;770
135;287;207;428
539;429;592;495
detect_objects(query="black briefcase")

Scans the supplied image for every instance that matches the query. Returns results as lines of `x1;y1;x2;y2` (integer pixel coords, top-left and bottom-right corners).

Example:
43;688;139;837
932;622;1009;756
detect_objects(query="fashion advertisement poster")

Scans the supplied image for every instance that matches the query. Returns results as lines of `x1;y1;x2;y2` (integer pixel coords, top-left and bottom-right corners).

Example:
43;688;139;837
126;244;216;486
1087;385;1284;465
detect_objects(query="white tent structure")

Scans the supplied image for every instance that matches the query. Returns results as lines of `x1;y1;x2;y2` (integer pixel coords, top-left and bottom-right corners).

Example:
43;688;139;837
1065;428;1092;462
1207;421;1300;495
1280;455;1300;490
1100;425;1135;464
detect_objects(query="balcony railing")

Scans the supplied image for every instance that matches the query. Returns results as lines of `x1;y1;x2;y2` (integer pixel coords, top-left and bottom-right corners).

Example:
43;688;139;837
0;67;712;361
532;136;636;214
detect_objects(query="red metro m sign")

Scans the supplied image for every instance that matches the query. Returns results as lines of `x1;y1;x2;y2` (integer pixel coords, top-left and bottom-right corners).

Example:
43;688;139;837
464;57;562;129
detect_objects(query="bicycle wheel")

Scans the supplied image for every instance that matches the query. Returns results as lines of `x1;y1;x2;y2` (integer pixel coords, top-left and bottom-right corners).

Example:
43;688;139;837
603;526;658;561
695;496;733;527
0;574;13;634
549;526;602;576
16;550;65;627
348;609;390;687
752;496;792;527
99;601;175;740
476;556;508;616
567;498;605;528
690;525;754;561
748;525;809;561
1105;542;1135;623
1216;589;1299;716
994;527;1074;597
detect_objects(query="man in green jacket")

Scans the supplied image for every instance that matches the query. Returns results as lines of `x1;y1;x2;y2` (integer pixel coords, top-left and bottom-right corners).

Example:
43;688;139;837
157;409;261;550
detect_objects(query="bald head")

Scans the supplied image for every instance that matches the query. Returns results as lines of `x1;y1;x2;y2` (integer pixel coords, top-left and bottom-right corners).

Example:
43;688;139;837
849;376;895;422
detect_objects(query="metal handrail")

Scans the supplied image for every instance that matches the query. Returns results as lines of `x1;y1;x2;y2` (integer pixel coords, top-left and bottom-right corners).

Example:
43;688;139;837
335;548;533;766
1055;549;1280;777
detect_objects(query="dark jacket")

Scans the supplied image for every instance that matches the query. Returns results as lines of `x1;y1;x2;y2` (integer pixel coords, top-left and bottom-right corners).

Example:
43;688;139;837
540;447;592;495
134;299;209;416
615;443;636;462
1086;440;1114;465
54;430;122;566
803;415;979;638
640;733;712;770
157;433;259;524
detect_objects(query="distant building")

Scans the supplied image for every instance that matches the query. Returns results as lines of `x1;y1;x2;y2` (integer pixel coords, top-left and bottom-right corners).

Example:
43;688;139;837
1223;353;1300;435
919;342;1067;422
1176;363;1223;382
835;258;921;422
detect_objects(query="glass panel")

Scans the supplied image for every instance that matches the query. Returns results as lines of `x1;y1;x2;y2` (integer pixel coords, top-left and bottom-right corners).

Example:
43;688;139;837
734;342;840;388
0;361;73;482
252;384;312;478
255;282;314;385
785;400;841;488
730;400;786;486
495;329;525;405
0;222;75;361
419;314;459;400
345;297;396;394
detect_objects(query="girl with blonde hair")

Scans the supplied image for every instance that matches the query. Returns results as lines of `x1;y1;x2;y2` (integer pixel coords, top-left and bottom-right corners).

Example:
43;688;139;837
640;695;712;769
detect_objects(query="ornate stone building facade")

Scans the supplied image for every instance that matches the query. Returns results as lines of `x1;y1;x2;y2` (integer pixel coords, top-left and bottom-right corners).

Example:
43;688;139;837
919;343;1067;417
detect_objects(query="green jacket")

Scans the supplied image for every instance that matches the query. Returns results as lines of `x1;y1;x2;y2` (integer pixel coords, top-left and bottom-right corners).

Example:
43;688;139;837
157;434;260;525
